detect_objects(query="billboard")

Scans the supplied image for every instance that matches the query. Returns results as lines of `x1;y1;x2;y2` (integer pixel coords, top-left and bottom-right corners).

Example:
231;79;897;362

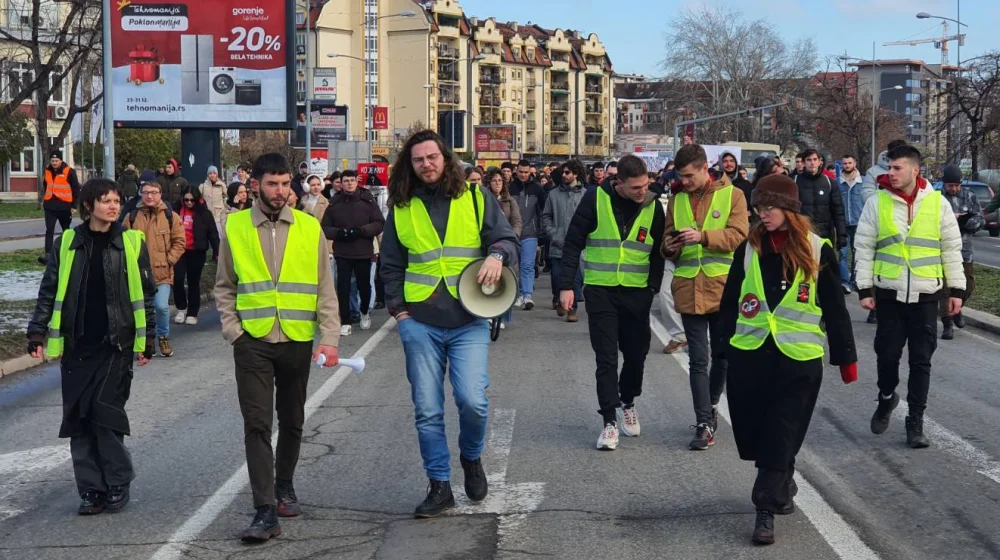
373;106;388;130
292;102;348;147
110;0;295;128
358;162;389;187
313;68;337;100
474;125;516;152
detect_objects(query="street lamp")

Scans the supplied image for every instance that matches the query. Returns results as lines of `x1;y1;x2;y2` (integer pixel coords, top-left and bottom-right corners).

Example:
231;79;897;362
841;45;892;169
326;52;366;145
917;9;967;163
438;54;485;151
360;11;416;146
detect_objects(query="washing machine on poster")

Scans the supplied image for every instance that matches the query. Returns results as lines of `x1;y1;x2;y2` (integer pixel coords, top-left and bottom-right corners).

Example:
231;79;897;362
209;67;237;104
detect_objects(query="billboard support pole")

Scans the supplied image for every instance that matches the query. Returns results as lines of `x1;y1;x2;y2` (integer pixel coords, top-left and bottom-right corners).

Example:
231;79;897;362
304;1;314;170
102;0;115;178
181;130;221;186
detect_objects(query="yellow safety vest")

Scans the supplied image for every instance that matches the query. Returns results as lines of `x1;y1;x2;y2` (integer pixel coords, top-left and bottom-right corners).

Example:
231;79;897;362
47;228;147;358
729;233;829;361
394;184;484;302
874;190;943;279
225;209;321;341
583;188;656;287
673;185;735;278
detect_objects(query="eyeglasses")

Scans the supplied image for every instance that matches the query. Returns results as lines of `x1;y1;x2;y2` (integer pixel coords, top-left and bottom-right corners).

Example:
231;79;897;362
183;197;195;202
140;190;160;196
753;205;778;215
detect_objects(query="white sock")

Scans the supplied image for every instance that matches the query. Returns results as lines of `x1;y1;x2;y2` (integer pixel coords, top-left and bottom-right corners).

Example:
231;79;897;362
881;393;894;400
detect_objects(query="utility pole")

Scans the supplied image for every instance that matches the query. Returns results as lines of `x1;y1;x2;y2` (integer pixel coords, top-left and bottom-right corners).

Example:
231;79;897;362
304;0;314;168
101;0;114;178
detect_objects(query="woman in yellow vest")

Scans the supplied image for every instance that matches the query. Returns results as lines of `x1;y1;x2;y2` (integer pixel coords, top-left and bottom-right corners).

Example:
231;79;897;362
26;178;156;516
718;175;858;545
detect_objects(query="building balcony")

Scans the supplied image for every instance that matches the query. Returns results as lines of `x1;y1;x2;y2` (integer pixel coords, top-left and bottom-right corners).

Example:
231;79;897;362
551;82;570;92
526;99;537;110
526;121;537;131
551;122;570;132
437;45;458;59
480;95;501;107
586;104;603;114
551;102;568;112
479;73;503;85
438;70;459;83
438;93;460;105
585;126;604;135
585;84;603;94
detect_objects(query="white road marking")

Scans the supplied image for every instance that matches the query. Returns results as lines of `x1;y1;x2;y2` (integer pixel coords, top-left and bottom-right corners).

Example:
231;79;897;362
149;318;397;560
650;315;880;560
0;445;71;521
898;402;1000;485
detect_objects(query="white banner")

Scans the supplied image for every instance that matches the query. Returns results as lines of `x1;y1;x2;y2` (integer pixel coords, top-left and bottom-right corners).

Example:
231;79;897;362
703;145;742;169
89;76;104;143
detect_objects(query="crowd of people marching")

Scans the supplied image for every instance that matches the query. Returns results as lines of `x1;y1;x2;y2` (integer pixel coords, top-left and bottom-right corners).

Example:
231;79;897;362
27;131;973;546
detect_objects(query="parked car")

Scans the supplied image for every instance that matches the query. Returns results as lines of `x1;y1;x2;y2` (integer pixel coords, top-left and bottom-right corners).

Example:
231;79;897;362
933;180;1000;236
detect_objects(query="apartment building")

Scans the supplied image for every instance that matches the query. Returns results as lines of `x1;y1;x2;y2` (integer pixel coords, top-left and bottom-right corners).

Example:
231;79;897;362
313;0;616;159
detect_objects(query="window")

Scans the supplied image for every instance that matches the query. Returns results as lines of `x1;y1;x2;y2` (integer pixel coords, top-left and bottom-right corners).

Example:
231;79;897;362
49;65;64;104
905;93;922;103
5;62;33;101
906;79;921;89
9;133;35;175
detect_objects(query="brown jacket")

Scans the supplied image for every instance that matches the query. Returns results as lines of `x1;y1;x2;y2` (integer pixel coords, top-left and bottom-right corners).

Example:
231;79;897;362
497;194;523;237
662;175;749;315
123;201;186;285
214;204;340;348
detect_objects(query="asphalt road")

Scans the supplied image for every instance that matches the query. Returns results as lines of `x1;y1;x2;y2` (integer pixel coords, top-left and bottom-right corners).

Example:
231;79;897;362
1;276;999;559
971;231;1000;269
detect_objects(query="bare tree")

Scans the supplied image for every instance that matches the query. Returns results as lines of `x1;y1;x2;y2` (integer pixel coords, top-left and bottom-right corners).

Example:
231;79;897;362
937;52;1000;174
660;5;817;143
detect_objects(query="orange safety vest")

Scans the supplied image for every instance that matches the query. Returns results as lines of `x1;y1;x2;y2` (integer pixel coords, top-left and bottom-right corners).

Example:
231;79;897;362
44;166;73;203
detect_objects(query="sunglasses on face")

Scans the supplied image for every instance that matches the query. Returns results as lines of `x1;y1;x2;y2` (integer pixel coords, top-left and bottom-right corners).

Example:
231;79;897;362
183;197;195;202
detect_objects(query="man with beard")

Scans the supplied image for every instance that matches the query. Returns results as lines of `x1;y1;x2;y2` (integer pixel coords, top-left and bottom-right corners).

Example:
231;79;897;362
837;154;872;295
719;151;753;208
793;149;847;251
215;153;340;542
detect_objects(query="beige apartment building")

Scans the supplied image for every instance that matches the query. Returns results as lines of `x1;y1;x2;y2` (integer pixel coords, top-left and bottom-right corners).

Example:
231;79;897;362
312;0;615;160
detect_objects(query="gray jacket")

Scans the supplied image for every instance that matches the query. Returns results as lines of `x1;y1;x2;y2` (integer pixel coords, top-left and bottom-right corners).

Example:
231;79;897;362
862;151;890;199
541;182;586;259
943;187;985;263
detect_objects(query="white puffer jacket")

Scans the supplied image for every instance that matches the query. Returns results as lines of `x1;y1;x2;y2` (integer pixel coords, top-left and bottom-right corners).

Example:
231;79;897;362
854;177;965;302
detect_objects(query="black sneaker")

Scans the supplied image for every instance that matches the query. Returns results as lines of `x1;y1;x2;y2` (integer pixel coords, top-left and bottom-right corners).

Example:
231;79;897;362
752;509;775;545
942;324;954;340
689;423;715;450
460;456;488;502
105;484;130;513
414;480;455;518
275;480;301;517
870;392;899;435
710;406;719;433
954;312;965;329
866;310;877;324
241;505;281;543
78;490;106;515
905;415;930;449
37;255;47;265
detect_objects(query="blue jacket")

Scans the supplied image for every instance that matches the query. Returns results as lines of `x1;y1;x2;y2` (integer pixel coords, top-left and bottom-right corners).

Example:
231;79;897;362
838;173;869;226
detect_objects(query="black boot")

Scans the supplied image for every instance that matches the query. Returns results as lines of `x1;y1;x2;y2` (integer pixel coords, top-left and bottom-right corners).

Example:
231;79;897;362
870;392;899;434
78;490;106;515
414;480;455;518
752;510;775;545
941;323;954;340
460;456;488;502
866;310;877;324
105;484;130;513
275;480;301;517
241;505;281;543
954;312;966;329
905;414;930;449
776;477;797;515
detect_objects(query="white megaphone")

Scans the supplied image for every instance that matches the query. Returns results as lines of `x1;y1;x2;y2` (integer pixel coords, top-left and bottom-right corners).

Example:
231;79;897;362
315;354;365;373
456;258;519;341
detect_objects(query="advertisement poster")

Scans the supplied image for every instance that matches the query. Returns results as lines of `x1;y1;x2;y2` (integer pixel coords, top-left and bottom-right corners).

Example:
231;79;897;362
372;106;388;130
293;102;348;147
110;0;295;128
474;125;516;152
358;162;389;187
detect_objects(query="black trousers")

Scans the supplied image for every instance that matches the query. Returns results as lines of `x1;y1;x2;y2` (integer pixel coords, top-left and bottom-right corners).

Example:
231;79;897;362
173;250;207;317
584;285;653;424
233;335;312;508
44;208;73;255
336;257;372;324
681;312;729;425
875;299;937;417
71;422;134;497
374;256;385;304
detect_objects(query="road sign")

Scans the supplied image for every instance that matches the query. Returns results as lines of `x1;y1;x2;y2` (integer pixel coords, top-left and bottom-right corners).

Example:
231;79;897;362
313;68;337;100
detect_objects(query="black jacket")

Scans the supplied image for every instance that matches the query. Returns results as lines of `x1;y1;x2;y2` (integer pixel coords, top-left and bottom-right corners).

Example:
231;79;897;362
794;171;848;248
172;200;220;255
321;188;385;259
381;184;519;329
508;178;547;239
557;182;666;292
719;236;857;366
725;171;753;208
117;170;141;198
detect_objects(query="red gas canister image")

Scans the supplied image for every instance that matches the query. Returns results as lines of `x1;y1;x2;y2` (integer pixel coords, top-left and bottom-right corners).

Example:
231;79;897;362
127;45;164;86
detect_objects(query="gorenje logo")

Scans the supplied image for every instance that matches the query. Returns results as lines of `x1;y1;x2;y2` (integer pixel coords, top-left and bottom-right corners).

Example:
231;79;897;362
233;7;264;16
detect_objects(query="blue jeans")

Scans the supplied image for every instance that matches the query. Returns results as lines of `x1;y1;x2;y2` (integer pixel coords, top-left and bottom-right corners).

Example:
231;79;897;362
839;226;857;287
549;256;582;312
154;284;171;336
399;318;491;481
518;237;538;298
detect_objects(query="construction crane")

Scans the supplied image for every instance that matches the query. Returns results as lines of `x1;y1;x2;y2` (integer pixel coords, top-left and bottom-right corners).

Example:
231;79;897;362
884;20;965;66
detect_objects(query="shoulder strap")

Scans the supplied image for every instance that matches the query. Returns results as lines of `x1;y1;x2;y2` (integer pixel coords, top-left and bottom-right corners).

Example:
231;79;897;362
130;206;174;232
470;184;482;231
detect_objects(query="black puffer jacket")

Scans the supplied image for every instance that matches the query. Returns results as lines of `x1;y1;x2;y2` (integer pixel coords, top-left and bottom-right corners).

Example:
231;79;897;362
793;171;848;248
27;223;157;355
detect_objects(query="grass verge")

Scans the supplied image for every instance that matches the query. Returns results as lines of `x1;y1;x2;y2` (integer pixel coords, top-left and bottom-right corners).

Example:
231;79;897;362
0;203;43;220
969;264;1000;316
0;250;46;273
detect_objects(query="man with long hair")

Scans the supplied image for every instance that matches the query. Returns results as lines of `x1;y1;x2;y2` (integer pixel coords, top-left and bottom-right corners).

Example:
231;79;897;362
855;145;965;448
664;143;749;451
380;130;518;517
28;178;156;515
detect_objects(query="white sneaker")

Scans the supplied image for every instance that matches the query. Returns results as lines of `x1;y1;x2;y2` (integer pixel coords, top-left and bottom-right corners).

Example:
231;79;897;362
499;322;506;330
184;316;198;325
597;423;619;450
514;296;524;308
360;313;372;330
174;311;187;324
523;296;535;310
340;325;352;336
618;405;640;437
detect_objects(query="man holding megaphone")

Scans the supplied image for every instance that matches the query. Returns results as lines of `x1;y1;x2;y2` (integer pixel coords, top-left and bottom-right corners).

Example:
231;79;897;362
380;130;519;518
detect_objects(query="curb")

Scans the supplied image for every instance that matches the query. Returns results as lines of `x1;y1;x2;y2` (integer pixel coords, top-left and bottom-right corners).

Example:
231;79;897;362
960;306;1000;337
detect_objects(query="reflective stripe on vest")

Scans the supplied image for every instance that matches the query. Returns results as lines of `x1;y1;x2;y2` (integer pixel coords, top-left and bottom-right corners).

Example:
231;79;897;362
583;188;656;287
44;166;73;203
673;185;735;278
874;190;943;279
394;185;485;302
47;229;148;358
729;233;829;362
225;209;321;341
